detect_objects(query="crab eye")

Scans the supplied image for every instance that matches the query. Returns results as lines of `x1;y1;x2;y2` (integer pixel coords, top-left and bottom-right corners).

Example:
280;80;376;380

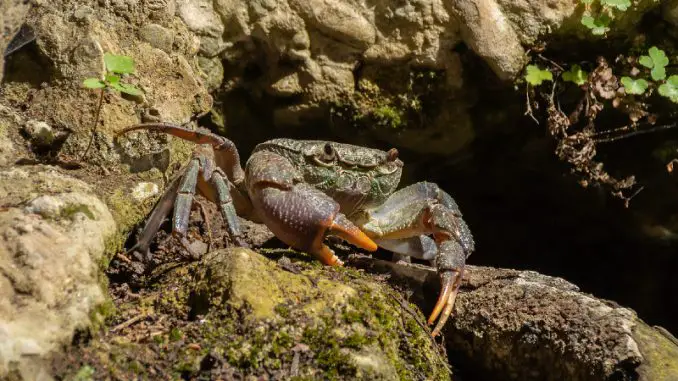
386;148;398;162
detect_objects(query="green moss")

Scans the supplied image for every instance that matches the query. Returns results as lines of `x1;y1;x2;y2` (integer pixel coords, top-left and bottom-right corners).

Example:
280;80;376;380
61;203;96;220
56;249;450;380
330;68;446;132
69;365;95;381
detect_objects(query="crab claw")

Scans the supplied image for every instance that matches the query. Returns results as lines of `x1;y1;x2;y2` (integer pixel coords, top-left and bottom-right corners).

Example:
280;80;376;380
428;269;463;337
327;213;378;253
428;236;468;337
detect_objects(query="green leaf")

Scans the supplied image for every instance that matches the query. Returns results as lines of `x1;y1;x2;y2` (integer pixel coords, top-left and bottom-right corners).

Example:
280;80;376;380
104;53;135;74
651;65;667;81
658;75;678;103
580;0;594;4
639;47;669;80
639;55;654;68
581;14;611;35
620;76;648;95
110;82;143;96
83;78;105;89
649;46;669;68
562;64;589;85
524;65;553;86
601;0;631;11
105;74;120;84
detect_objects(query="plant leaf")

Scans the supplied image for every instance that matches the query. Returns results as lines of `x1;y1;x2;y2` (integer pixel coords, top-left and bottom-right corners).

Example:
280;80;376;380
83;78;106;89
105;74;120;84
601;0;631;11
581;15;611;35
580;0;594;4
562;64;588;85
110;82;143;96
524;65;553;86
104;53;135;74
649;46;669;68
638;55;654;68
658;75;678;103
620;76;648;95
651;66;667;81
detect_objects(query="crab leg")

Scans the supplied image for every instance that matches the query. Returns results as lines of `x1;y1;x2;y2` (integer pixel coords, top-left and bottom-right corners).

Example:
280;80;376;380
360;182;474;337
124;166;186;258
246;151;377;265
118;123;245;185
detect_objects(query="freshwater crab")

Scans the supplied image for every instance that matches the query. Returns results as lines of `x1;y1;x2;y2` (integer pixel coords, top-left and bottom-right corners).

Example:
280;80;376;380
118;122;475;337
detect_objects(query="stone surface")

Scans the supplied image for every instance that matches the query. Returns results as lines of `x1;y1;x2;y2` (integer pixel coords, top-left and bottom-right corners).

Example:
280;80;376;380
176;0;661;156
0;167;116;379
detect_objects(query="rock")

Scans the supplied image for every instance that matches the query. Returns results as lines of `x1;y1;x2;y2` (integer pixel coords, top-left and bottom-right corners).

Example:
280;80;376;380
139;23;174;53
0;167;116;379
52;248;452;380
130;182;160;202
352;257;678;381
22;120;56;148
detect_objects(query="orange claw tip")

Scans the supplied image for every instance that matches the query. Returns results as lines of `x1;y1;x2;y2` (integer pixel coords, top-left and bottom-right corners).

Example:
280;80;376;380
428;273;454;325
328;217;378;252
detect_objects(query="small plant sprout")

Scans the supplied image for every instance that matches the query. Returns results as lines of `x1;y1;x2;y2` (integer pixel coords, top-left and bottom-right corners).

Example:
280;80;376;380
524;65;553;86
563;65;589;86
638;46;669;81
658;75;678;103
580;14;611;35
620;76;648;95
81;53;143;160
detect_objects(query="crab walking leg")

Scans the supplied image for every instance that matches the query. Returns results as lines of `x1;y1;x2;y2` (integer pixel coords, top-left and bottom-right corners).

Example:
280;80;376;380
173;156;200;238
246;151;377;265
117;123;246;185
360;181;475;336
200;168;246;246
124;166;187;258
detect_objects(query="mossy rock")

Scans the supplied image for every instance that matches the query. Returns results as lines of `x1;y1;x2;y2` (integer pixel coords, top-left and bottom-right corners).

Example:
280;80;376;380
54;248;452;380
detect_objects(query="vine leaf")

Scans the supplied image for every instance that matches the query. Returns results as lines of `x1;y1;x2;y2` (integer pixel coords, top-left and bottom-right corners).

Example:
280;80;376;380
563;65;589;85
525;65;553;86
620;76;648;95
658;75;678;103
639;46;669;81
581;14;611;35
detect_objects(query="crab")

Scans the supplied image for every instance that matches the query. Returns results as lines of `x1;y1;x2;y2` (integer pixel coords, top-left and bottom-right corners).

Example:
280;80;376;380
118;122;475;337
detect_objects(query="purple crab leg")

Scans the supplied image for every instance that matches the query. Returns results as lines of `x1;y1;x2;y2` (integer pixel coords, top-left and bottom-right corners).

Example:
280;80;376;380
123;166;186;258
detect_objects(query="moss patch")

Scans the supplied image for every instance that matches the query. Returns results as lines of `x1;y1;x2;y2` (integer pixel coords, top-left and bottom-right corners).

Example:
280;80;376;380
53;248;451;380
331;68;445;131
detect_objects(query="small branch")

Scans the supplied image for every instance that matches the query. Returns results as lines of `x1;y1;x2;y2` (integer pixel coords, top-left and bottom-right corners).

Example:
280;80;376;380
80;87;105;161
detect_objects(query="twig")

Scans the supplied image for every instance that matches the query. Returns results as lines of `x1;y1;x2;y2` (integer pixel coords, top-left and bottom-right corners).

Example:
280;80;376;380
111;314;146;332
525;85;539;124
593;122;678;143
81;87;105;160
537;54;565;71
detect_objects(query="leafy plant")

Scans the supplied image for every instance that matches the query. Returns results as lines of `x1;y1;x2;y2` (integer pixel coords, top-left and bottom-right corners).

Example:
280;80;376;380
581;14;611;35
524;65;553;86
81;53;142;159
658;75;678;102
620;76;648;95
563;65;589;85
638;46;668;81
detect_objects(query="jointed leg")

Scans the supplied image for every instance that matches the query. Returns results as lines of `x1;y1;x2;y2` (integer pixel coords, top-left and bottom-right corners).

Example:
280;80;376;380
360;182;475;336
